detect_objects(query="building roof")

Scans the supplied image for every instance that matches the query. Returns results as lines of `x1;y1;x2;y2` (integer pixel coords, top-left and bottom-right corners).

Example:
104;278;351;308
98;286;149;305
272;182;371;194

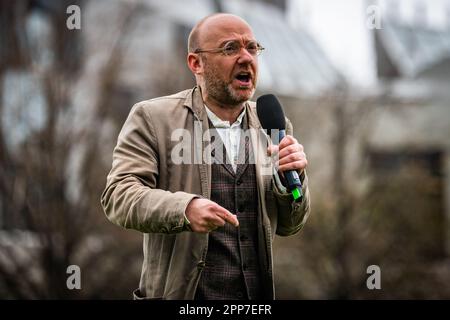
376;20;450;78
222;0;343;97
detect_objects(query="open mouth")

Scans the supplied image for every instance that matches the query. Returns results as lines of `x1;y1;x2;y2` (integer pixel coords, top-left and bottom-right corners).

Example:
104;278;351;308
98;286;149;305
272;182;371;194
234;72;252;86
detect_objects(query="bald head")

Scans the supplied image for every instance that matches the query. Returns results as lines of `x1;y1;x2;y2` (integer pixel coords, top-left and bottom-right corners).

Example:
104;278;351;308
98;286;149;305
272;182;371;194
186;13;259;108
187;13;253;53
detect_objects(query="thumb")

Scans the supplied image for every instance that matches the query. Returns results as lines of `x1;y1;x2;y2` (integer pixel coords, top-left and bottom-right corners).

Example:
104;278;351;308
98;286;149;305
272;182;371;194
267;144;279;156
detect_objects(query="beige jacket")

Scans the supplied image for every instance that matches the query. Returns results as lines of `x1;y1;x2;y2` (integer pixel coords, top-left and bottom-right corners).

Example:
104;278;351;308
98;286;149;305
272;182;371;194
101;86;310;299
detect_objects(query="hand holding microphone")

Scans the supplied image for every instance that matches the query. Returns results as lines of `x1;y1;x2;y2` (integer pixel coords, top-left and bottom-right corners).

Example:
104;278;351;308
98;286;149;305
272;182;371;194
257;94;308;201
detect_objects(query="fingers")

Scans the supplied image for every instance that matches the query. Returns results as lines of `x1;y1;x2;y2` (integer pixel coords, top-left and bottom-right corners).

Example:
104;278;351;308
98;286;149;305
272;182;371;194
214;205;239;227
267;136;303;159
279;140;303;160
266;135;308;173
267;144;278;156
199;206;238;233
278;159;308;172
278;150;306;165
193;213;225;234
206;215;226;230
186;199;240;233
278;135;297;150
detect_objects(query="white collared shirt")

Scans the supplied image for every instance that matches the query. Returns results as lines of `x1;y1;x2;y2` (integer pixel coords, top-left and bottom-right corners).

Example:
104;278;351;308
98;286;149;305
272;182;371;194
205;105;246;172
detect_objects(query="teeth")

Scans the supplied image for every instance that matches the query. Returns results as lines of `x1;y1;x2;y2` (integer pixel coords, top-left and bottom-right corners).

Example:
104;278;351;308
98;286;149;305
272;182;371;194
236;73;250;80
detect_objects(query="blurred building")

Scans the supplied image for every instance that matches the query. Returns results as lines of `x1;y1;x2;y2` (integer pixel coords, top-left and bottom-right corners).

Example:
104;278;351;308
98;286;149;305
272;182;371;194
286;0;450;258
274;0;450;299
370;6;450;255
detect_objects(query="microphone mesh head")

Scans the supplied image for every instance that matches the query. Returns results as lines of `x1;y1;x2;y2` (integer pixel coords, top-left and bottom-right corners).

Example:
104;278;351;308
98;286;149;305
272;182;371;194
256;94;286;130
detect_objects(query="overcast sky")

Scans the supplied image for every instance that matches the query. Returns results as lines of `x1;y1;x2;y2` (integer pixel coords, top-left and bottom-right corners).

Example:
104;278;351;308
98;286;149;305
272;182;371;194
287;0;450;88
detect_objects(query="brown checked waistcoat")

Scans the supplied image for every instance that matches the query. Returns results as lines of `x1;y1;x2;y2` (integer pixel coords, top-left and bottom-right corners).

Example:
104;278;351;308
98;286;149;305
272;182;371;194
195;115;263;300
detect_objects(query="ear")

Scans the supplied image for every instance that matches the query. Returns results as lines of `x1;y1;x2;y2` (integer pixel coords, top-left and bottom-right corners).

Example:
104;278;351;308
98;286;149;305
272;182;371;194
187;53;203;75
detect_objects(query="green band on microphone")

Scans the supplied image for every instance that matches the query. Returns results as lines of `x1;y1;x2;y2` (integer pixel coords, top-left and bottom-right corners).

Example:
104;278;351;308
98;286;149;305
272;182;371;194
291;187;302;201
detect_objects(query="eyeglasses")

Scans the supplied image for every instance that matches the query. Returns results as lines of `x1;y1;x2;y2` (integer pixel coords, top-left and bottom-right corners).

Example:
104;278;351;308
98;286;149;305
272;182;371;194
194;40;265;57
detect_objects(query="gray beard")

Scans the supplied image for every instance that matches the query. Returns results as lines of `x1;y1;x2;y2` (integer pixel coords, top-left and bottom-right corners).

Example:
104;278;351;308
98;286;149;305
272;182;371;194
203;64;255;107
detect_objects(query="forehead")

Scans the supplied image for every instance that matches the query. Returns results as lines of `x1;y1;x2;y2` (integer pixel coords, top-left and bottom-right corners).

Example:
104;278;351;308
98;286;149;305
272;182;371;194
199;15;256;46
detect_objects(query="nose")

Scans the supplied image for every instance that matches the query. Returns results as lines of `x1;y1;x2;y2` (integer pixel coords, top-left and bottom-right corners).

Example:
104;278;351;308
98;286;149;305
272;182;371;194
237;47;255;64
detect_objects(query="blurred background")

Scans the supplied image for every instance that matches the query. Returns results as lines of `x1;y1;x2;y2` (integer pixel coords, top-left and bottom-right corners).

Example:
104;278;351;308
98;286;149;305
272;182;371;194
1;0;450;299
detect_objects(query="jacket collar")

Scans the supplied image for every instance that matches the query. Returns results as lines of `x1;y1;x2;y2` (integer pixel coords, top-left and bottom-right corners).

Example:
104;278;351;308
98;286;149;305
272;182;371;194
246;102;262;130
183;86;206;121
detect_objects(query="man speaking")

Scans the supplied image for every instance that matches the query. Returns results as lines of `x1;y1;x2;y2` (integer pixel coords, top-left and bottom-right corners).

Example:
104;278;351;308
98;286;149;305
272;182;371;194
101;13;310;300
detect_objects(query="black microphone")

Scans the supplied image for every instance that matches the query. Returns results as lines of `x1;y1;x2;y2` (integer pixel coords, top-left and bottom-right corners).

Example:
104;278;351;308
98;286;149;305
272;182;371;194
256;94;302;201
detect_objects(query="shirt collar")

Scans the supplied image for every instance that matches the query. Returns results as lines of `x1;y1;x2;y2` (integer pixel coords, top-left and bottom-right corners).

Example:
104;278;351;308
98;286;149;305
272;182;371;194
204;105;246;129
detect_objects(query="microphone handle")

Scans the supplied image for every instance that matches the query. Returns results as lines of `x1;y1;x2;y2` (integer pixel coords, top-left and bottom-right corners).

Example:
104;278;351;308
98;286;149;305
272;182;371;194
278;130;303;200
